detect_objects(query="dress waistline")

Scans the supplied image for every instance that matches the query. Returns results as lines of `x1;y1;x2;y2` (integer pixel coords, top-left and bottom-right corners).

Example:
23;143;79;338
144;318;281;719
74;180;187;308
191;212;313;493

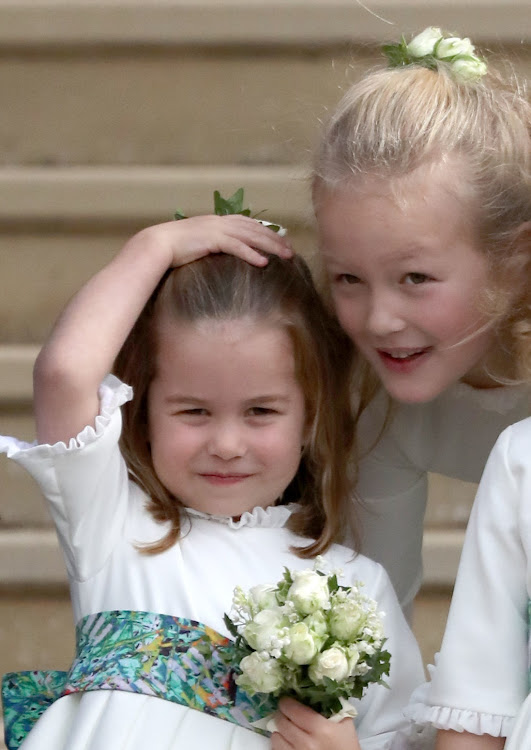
2;610;276;750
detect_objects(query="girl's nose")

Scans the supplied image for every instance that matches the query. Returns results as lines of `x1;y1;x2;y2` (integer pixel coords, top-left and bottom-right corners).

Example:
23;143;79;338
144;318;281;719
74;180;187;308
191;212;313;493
207;422;246;460
366;292;406;337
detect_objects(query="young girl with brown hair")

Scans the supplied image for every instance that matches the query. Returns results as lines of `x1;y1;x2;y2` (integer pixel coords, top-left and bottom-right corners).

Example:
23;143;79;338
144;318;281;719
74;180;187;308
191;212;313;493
0;214;424;749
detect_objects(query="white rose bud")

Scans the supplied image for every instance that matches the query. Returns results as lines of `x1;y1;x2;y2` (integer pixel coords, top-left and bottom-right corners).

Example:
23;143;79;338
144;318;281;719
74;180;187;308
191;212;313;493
284;622;320;665
329;599;366;641
437;36;475;59
236;652;284;694
407;27;442;57
288;570;330;615
249;583;278;611
243;609;286;652
309;646;350;684
451;58;488;81
346;644;360;674
303;610;328;639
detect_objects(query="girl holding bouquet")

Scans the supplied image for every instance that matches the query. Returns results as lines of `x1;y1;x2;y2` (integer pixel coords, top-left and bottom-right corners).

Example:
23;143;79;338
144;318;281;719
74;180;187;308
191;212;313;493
312;27;531;614
1;210;425;749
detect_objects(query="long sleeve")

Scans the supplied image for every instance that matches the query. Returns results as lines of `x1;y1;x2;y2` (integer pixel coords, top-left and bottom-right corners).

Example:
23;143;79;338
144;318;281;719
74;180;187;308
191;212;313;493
406;418;531;737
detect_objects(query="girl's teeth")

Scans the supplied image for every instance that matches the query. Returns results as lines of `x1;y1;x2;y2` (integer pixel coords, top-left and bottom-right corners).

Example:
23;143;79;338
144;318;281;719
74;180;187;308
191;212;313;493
390;350;423;359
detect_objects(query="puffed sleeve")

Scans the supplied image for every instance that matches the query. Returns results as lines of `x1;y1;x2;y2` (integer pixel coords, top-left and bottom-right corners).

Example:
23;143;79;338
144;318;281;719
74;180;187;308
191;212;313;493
351;563;431;750
406;419;531;738
0;375;133;582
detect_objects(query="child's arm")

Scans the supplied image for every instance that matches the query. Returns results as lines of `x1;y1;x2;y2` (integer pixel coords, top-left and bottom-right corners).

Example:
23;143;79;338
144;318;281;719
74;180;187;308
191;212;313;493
271;698;361;750
436;730;505;749
33;215;291;446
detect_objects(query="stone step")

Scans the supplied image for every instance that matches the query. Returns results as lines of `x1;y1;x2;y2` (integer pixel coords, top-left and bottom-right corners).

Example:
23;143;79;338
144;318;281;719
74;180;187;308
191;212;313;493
0;5;528;168
0;1;527;47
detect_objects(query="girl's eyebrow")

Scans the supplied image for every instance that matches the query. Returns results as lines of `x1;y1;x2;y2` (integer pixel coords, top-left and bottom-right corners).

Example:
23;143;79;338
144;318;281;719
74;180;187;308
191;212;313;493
163;394;291;405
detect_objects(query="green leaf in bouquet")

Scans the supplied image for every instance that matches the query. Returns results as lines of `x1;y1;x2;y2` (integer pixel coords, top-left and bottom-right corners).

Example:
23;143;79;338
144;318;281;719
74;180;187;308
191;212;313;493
223;613;240;639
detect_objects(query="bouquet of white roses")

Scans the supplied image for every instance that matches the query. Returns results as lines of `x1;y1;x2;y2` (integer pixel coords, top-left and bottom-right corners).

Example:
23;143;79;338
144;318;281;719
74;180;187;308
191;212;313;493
224;559;391;722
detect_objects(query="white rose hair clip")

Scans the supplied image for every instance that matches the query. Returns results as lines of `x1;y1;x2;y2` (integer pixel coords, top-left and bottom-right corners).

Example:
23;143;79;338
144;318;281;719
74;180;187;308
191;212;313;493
383;27;488;82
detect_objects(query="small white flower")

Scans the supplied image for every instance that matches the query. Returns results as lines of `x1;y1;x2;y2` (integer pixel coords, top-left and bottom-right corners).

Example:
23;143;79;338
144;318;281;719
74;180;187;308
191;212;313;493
236;652;284;694
284;622;320;665
309;645;350;684
437;36;475;59
451;57;488;81
407;27;442;57
288;570;330;615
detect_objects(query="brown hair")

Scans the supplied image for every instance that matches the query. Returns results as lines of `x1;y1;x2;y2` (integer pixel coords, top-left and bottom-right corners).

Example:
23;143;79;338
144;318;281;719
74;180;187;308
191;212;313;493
313;59;531;389
113;252;356;557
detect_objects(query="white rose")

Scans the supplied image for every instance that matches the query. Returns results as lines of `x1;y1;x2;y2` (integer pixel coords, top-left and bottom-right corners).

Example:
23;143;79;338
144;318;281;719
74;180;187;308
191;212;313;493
329;599;366;641
436;36;475;60
284;622;320;665
309;646;350;684
451;58;488;81
236;652;284;694
288;570;330;615
243;609;286;652
407;27;442;57
249;583;278;611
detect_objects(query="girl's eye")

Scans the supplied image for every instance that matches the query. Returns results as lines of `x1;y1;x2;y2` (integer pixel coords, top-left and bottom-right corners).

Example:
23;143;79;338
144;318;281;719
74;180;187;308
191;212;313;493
404;272;430;285
179;408;208;416
336;273;360;285
247;407;276;417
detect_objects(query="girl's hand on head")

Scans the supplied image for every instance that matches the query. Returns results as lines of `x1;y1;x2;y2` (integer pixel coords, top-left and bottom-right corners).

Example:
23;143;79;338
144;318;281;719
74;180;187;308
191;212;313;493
271;698;361;750
130;214;292;269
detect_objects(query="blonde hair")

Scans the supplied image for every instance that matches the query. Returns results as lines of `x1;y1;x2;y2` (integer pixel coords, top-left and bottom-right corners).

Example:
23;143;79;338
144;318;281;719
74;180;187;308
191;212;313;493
113;253;356;557
313;60;531;386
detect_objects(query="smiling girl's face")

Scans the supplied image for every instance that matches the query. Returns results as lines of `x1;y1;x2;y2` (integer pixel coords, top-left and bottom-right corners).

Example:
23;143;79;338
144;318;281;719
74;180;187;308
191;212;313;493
315;163;496;403
147;314;307;517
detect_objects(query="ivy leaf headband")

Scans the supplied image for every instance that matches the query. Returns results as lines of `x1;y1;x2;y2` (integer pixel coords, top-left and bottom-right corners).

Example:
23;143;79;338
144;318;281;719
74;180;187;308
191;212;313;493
174;187;286;235
383;27;487;82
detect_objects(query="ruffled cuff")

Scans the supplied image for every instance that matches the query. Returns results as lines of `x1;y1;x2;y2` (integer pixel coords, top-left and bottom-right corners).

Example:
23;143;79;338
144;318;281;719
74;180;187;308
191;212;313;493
405;678;513;737
0;374;132;459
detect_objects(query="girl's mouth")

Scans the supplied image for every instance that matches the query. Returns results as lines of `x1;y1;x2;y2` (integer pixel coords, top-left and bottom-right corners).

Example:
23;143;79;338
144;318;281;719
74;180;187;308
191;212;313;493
199;473;251;485
377;347;432;371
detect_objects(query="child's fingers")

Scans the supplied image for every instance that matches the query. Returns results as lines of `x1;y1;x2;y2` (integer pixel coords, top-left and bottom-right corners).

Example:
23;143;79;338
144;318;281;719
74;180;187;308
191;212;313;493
222;215;293;260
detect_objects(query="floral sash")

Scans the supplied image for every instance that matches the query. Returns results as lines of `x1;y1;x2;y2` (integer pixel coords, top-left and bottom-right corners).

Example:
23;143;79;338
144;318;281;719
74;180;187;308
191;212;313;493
2;610;276;750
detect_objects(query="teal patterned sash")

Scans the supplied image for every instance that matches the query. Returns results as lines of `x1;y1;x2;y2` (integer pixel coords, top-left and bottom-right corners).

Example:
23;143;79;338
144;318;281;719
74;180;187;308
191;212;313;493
2;610;276;750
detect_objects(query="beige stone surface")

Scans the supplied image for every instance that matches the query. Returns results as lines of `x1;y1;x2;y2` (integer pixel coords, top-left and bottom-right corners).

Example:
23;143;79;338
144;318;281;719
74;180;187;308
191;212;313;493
0;53;372;168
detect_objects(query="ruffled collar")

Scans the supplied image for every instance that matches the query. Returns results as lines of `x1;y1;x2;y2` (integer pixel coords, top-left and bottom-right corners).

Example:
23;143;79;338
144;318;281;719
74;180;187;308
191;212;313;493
185;502;298;530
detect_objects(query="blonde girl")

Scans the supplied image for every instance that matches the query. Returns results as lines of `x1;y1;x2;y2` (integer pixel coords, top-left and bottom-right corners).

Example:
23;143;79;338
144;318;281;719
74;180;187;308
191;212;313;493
312;27;531;613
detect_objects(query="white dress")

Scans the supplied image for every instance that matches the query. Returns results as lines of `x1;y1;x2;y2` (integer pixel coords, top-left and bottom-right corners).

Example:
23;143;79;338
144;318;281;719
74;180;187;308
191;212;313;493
0;376;426;750
355;384;530;610
406;418;531;744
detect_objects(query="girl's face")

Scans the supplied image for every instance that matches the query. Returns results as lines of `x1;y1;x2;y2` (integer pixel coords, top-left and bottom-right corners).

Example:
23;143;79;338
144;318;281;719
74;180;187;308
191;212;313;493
147;315;307;517
315;166;496;403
